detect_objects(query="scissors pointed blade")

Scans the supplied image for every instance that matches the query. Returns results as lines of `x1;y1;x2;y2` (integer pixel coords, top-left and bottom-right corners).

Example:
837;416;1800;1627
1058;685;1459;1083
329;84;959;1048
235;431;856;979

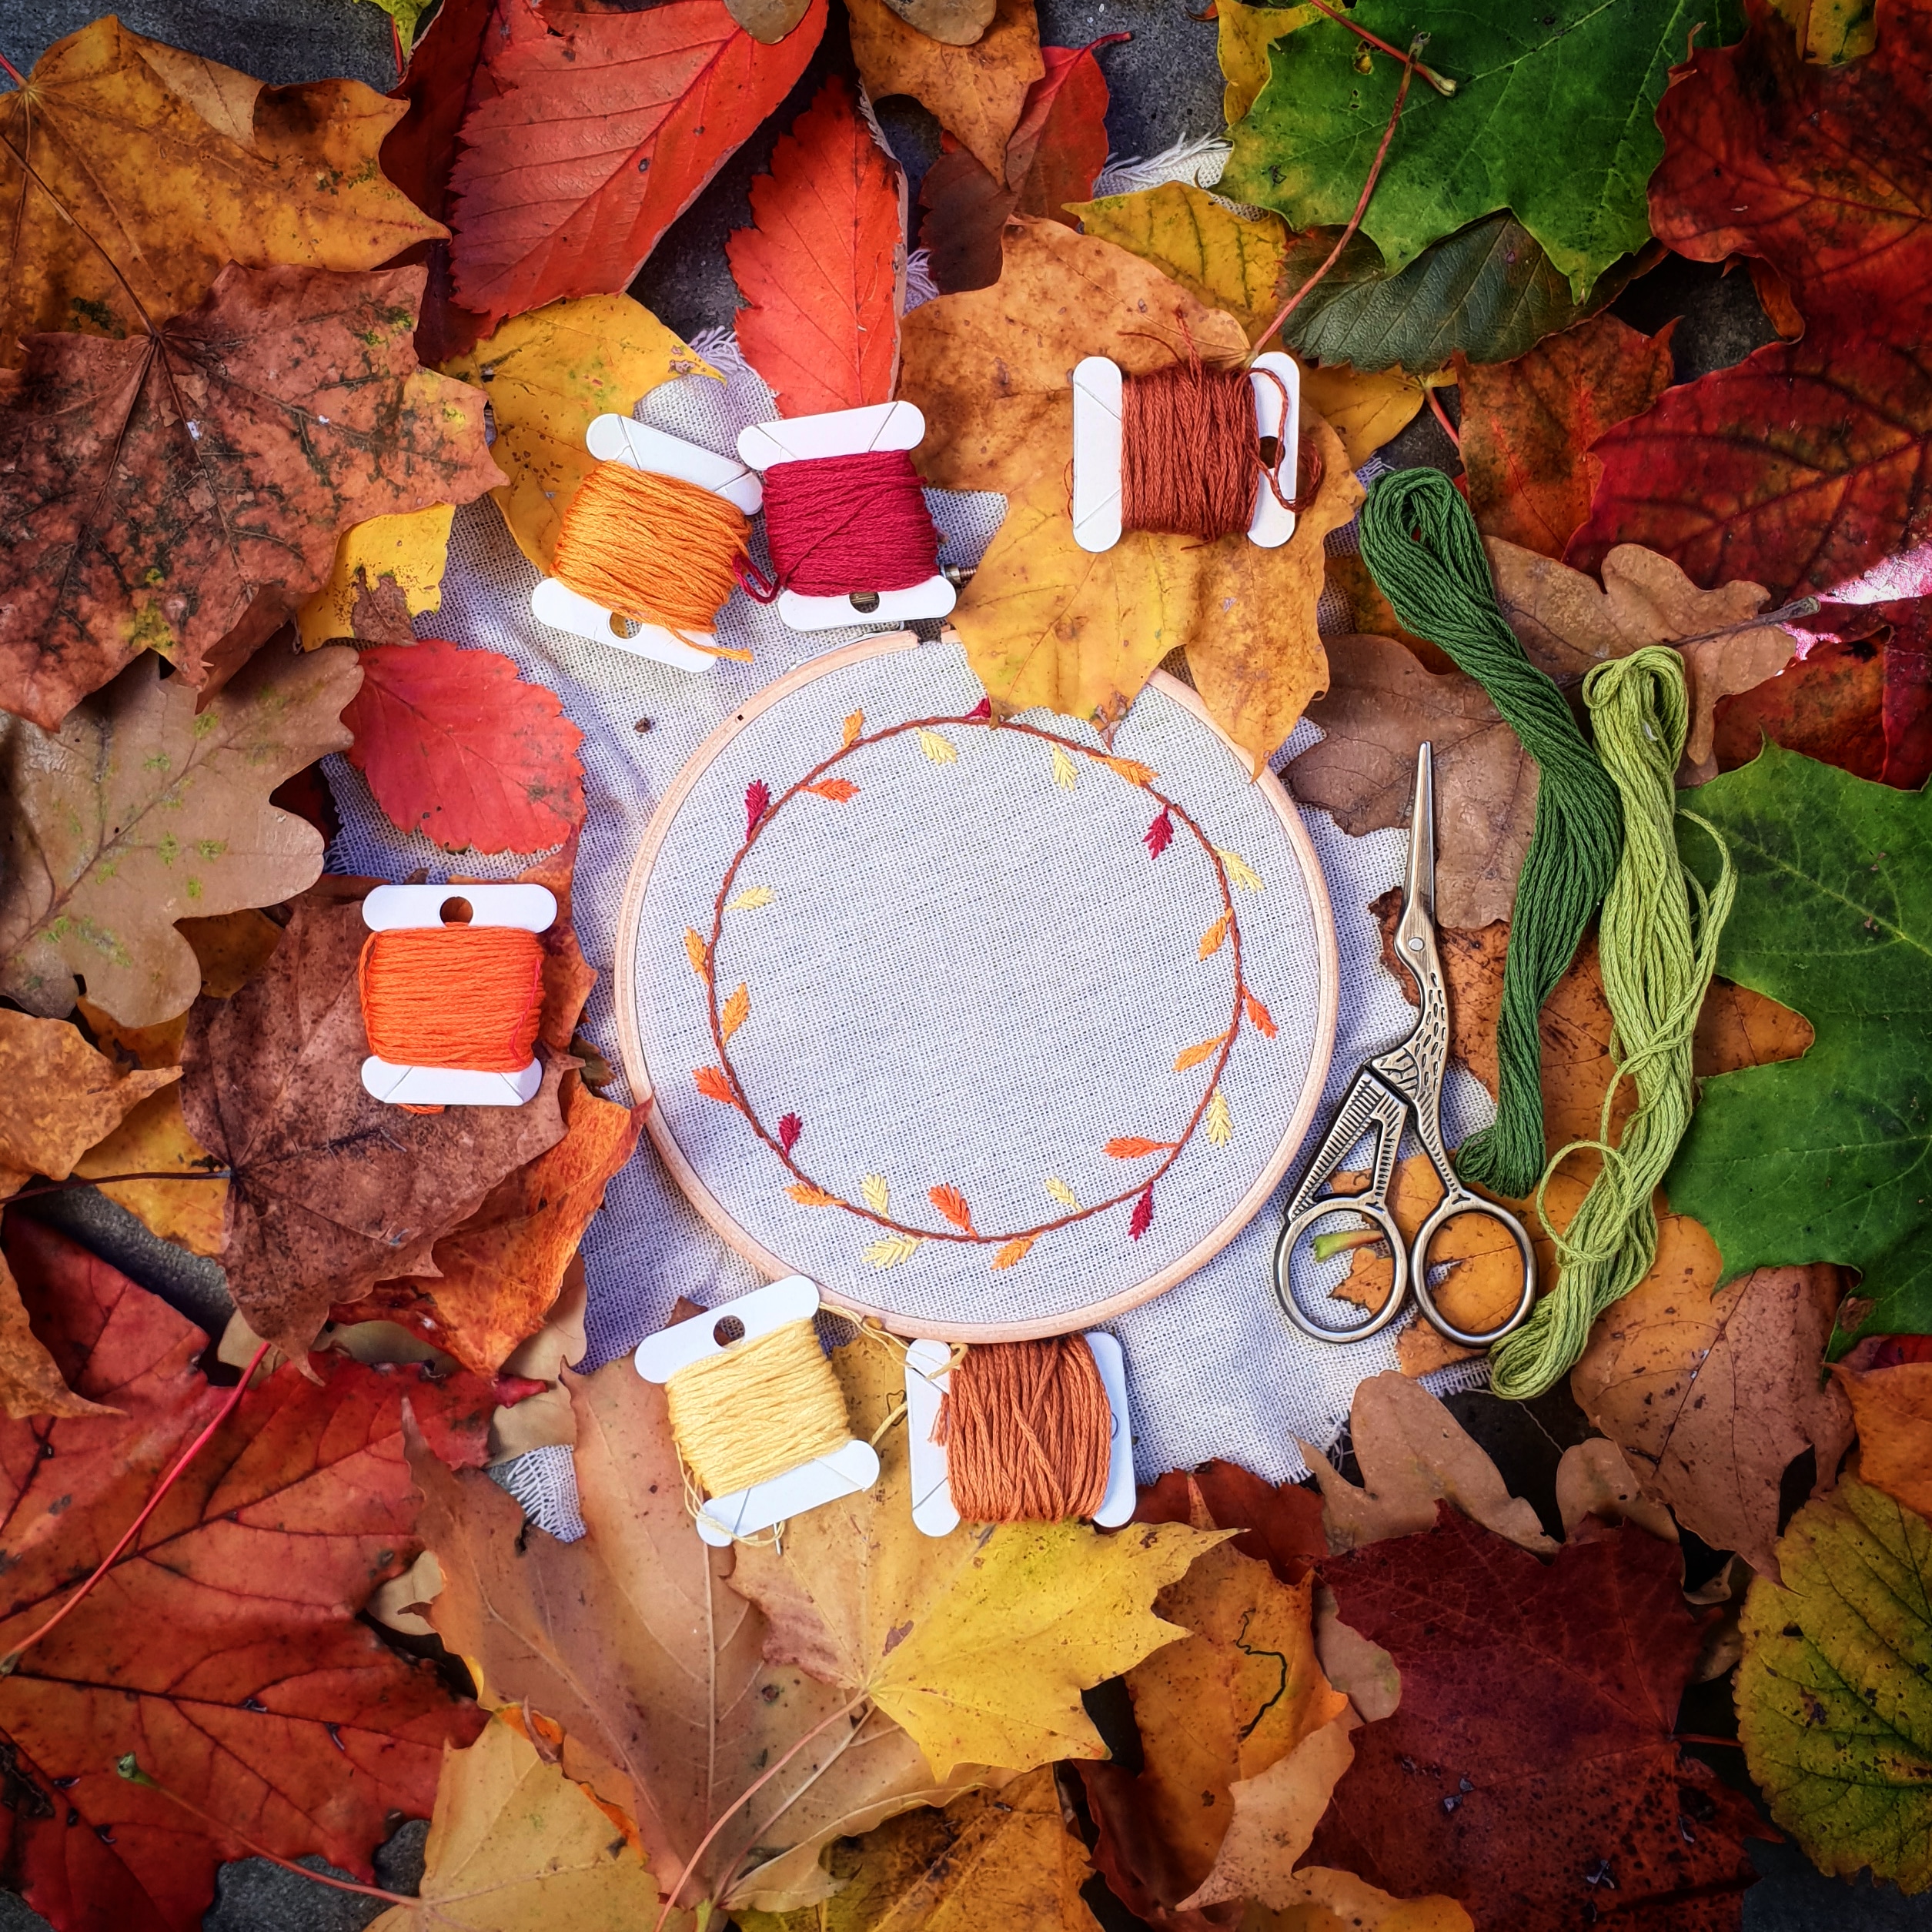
1402;742;1436;928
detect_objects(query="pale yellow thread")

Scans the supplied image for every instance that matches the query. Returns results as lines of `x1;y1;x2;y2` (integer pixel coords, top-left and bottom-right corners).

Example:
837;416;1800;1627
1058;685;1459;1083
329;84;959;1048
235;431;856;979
1216;847;1264;892
1205;1089;1232;1146
720;982;750;1042
861;1173;891;1215
684;929;709;976
727;885;774;911
865;1232;921;1269
664;1318;851;1499
917;729;958;766
1175;1031;1228;1073
787;1182;841;1207
1199;911;1230;961
843;710;865;747
1045;1175;1078;1208
1050;744;1077;791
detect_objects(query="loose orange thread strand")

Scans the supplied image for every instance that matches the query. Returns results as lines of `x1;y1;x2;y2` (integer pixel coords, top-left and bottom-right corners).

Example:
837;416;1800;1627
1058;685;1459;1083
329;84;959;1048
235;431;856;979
2;1340;272;1675
938;1338;1113;1523
1244;38;1426;366
703;712;1256;1243
357;926;546;1072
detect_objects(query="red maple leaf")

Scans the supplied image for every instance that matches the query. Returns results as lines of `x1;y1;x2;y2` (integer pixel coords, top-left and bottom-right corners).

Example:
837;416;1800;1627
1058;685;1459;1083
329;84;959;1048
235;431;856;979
965;694;994;720
447;0;828;329
727;76;904;418
777;1111;802;1153
745;779;772;838
1143;807;1174;859
343;640;586;854
1649;2;1932;337
0;1217;486;1932
1308;1508;1763;1929
1711;631;1888;780
1128;1186;1153;1240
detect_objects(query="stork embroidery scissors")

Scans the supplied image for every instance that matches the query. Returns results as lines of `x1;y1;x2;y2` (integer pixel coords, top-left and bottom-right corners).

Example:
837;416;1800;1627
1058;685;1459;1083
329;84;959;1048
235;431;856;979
1273;743;1537;1346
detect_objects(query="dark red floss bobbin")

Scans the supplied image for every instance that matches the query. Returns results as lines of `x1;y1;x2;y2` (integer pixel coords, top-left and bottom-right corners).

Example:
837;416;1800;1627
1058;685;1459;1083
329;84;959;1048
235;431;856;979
735;449;941;602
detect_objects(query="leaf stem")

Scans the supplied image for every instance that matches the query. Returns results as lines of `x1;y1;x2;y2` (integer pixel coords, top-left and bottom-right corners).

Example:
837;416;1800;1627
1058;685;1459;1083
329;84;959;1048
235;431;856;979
1244;40;1423;365
652;1692;869;1931
1;1340;270;1675
0;50;24;89
7;1169;232;1203
1300;0;1456;95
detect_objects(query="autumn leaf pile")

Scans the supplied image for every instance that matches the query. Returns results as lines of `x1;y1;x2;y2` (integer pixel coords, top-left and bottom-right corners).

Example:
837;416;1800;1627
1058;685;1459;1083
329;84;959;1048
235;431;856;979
2;0;1932;1926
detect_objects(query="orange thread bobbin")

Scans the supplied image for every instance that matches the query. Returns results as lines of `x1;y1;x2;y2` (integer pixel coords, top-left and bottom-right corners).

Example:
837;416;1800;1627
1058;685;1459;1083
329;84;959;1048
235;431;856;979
938;1336;1112;1523
1118;358;1302;541
551;463;754;650
357;925;546;1072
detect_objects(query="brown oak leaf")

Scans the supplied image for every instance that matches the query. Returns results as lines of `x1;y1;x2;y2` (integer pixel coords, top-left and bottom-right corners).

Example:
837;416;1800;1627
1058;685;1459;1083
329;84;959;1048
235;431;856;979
0;1011;177;1199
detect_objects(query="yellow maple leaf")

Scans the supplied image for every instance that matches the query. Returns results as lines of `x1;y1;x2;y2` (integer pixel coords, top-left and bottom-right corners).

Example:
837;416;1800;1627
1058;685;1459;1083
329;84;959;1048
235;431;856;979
296;505;453;651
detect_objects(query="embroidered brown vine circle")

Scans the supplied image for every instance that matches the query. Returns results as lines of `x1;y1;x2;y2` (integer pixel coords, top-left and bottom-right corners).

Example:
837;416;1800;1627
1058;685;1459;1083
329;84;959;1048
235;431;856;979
687;703;1279;1272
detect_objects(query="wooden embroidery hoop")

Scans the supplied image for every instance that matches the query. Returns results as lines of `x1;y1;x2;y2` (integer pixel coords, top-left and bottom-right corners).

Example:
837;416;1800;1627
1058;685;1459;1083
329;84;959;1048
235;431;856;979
614;629;1341;1340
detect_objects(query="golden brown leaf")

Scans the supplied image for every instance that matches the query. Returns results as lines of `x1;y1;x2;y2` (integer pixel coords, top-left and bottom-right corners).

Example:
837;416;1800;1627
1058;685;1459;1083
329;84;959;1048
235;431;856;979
0;1011;179;1198
1101;755;1158;787
844;709;866;746
1199;911;1231;960
1833;1362;1932;1523
296;506;454;650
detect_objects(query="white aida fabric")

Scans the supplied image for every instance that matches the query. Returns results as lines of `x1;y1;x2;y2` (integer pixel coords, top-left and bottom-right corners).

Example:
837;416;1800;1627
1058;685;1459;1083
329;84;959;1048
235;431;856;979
324;350;1492;1539
630;637;1332;1331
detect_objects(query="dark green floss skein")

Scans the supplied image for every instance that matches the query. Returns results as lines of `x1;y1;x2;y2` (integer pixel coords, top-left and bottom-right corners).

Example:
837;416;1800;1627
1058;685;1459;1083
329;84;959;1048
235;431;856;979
1355;469;1624;1200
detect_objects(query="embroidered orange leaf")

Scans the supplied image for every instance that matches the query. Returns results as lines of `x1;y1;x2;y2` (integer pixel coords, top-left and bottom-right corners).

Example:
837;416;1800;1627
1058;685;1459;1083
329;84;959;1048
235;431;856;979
1174;1032;1228;1073
694;1065;737;1106
1245;990;1279;1039
1199;911;1230;961
1105;755;1158;786
930;1182;975;1231
843;709;865;746
992;1235;1036;1270
683;929;709;976
804;777;861;802
720;982;750;1042
1106;1136;1175;1158
787;1182;841;1206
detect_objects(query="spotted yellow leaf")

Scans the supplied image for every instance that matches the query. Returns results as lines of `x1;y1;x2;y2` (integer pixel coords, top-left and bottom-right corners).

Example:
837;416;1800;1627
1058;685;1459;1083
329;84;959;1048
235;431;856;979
720;982;750;1042
1198;912;1229;961
1104;756;1158;787
917;728;958;766
1045;1176;1078;1209
683;929;709;976
1216;847;1264;892
1205;1089;1232;1147
864;1233;922;1269
1175;1031;1228;1073
862;1173;891;1215
1050;744;1078;791
991;1235;1036;1270
727;885;774;911
843;710;865;747
788;1182;841;1207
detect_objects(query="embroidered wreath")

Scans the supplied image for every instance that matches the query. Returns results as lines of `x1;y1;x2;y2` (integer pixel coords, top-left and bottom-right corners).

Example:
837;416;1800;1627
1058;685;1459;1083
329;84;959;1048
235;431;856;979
687;700;1277;1272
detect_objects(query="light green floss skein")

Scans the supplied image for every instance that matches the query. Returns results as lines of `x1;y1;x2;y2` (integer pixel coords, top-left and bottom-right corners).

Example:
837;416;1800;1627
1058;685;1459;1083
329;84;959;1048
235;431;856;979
1489;647;1736;1400
1357;469;1623;1198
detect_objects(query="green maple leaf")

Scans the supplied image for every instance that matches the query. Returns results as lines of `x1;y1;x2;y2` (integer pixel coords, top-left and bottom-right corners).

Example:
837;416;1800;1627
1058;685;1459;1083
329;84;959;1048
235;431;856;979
1666;743;1932;1351
1220;0;1743;299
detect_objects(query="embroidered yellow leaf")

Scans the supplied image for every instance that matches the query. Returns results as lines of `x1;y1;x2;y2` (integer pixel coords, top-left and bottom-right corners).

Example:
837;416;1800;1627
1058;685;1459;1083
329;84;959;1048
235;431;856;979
1050;744;1078;791
1175;1032;1228;1073
727;885;774;911
1104;756;1158;787
1045;1176;1078;1209
720;982;750;1043
1216;847;1265;892
991;1235;1036;1271
1205;1088;1233;1146
1199;911;1230;961
1106;1136;1173;1158
917;728;959;766
864;1233;922;1269
787;1182;841;1207
862;1173;891;1215
683;928;709;976
843;709;865;747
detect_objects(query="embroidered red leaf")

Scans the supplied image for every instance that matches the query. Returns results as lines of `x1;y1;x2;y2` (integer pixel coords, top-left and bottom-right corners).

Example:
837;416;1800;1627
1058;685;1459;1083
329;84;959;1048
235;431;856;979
1105;1136;1175;1158
1128;1186;1154;1241
778;1111;803;1153
746;778;772;837
1144;807;1174;858
727;75;904;417
695;1065;737;1106
929;1182;974;1232
0;264;499;731
1245;989;1278;1039
991;1235;1035;1269
1567;331;1932;603
965;694;994;720
804;777;861;802
1308;1508;1761;1927
343;639;585;854
0;1216;484;1932
1173;1033;1227;1074
448;0;828;330
1648;2;1932;338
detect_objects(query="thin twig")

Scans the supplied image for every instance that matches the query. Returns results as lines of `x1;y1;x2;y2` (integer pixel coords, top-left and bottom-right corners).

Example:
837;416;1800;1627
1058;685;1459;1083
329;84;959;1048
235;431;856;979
1301;0;1456;94
0;50;24;88
2;1341;271;1674
1675;1733;1744;1749
1245;40;1423;364
7;1169;232;1204
1670;597;1823;648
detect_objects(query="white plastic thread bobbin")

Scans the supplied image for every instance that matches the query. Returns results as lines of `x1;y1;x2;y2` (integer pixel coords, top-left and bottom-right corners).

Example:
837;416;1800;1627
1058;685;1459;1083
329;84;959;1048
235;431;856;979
359;882;557;1109
903;1332;1135;1539
1070;353;1301;555
736;400;958;633
531;415;763;672
633;1277;881;1547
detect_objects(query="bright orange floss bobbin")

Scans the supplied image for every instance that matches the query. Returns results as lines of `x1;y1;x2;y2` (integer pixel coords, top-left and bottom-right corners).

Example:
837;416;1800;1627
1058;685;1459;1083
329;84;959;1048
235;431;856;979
357;925;547;1072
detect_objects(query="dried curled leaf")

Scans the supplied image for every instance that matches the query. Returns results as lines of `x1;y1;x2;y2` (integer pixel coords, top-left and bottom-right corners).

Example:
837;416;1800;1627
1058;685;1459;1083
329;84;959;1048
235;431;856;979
787;1182;841;1207
1051;743;1078;790
1205;1090;1233;1146
1199;912;1230;961
695;1066;738;1106
866;1233;922;1269
1175;1034;1228;1074
720;983;750;1043
727;885;775;911
804;778;861;802
862;1173;891;1215
1245;991;1278;1039
991;1236;1036;1271
684;930;710;976
1217;848;1264;892
1106;1137;1174;1159
844;709;866;746
929;1182;975;1232
917;728;959;765
1046;1176;1078;1208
